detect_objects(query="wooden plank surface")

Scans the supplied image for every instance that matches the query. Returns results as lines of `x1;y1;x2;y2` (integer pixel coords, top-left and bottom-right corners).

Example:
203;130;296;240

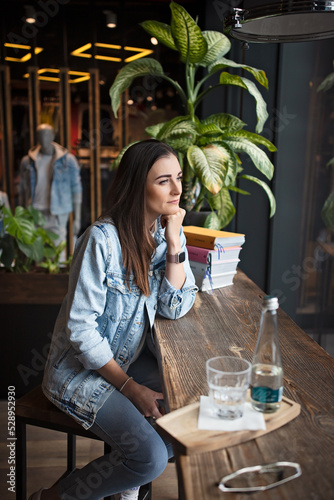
154;269;334;499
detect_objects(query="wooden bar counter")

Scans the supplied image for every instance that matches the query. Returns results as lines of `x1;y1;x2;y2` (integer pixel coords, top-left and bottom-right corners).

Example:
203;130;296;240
154;270;334;499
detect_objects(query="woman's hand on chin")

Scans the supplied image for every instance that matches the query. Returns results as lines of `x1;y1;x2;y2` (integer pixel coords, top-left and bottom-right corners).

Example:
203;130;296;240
161;208;185;248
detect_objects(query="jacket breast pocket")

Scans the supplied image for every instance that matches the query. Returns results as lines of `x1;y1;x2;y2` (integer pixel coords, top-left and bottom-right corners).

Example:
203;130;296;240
106;273;141;322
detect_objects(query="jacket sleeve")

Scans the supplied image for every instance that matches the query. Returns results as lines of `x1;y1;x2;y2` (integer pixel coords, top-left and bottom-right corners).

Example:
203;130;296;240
65;225;113;370
67;153;83;203
157;229;198;320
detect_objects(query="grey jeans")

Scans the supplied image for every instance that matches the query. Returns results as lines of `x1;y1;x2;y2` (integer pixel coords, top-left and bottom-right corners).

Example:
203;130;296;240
58;346;172;500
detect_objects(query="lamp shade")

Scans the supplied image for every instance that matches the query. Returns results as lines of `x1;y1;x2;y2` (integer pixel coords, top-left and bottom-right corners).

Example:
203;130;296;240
103;10;117;28
224;0;334;42
24;5;36;24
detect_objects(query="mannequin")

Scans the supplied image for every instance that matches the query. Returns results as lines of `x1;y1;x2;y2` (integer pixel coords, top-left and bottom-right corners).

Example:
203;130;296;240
19;124;82;253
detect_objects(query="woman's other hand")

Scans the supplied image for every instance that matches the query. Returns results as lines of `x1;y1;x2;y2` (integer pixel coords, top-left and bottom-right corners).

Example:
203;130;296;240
122;379;165;419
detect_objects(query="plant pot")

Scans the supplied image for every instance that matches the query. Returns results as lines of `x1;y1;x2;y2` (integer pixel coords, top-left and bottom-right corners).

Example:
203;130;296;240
183;210;211;227
0;271;69;304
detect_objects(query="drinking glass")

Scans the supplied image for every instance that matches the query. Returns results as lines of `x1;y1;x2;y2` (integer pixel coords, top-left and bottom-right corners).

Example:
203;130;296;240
206;356;251;419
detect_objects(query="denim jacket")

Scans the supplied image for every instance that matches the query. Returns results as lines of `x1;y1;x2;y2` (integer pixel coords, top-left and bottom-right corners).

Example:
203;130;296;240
19;142;82;215
42;218;198;429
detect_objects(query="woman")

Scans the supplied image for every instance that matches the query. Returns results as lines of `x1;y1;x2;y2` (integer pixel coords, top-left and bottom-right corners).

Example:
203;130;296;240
31;139;198;500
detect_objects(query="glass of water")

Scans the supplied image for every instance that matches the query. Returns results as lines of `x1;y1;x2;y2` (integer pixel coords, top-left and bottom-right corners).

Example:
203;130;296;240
206;356;251;420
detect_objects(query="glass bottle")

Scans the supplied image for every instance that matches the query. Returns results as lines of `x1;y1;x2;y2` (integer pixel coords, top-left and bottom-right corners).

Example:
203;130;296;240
250;295;283;413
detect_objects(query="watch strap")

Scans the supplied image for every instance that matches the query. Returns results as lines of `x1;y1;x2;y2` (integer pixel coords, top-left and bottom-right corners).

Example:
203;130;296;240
166;251;186;264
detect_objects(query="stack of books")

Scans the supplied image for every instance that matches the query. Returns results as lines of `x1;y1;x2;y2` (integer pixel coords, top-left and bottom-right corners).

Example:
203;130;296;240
183;226;245;292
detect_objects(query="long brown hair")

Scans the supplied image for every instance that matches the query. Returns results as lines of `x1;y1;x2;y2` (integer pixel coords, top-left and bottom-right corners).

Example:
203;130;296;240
102;139;178;296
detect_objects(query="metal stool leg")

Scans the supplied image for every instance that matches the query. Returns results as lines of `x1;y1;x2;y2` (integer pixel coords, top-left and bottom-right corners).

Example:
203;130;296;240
139;482;152;499
104;442;112;500
67;433;76;472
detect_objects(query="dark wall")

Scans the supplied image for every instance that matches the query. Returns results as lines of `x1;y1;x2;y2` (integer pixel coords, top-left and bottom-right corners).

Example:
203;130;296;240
268;42;319;317
204;2;334;325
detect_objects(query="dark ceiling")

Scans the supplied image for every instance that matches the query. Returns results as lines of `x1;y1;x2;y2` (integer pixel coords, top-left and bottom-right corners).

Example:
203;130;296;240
1;0;204;87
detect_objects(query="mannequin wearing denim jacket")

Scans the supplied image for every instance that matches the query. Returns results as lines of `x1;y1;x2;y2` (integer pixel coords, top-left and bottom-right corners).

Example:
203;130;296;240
31;140;198;500
19;124;82;248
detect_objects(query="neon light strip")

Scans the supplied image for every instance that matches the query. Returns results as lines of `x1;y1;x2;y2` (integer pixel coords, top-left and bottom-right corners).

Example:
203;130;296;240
71;43;153;62
23;68;91;84
4;44;43;62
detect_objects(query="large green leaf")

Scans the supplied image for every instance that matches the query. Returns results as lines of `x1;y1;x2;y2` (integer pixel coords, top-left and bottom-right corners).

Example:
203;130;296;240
168;136;195;155
18;235;44;262
111;142;139;170
35;227;58;245
196;134;220;148
228;185;251;195
201;113;246;132
321;190;334;230
219;73;269;133
187;144;229;195
145;123;165;138
110;59;165;117
218;188;236;228
3;206;35;244
240;174;276;217
153;116;197;154
203;211;221;230
27;205;46;226
170;1;207;64
218;145;239;187
146;120;197;154
198;31;231;67
224;137;274;180
196;122;223;136
140;20;177;51
156;116;197;140
210;57;268;89
191;136;239;184
43;228;59;241
223;129;277;152
206;189;236;229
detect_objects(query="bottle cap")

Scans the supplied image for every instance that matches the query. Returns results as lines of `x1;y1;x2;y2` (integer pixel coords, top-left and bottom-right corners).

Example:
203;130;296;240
262;295;279;310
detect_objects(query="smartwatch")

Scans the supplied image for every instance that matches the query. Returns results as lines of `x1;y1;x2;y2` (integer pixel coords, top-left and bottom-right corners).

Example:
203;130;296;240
166;251;186;264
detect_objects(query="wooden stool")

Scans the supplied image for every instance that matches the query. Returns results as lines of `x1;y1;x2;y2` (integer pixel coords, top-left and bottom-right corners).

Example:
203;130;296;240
16;385;151;500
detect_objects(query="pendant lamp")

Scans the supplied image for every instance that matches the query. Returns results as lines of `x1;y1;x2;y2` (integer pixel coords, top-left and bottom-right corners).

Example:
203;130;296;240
224;0;334;43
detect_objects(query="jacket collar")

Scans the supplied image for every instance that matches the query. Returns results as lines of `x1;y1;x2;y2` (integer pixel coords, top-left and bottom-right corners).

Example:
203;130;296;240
28;142;68;162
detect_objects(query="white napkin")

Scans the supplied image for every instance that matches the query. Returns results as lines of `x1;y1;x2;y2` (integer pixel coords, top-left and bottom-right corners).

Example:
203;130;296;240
198;395;266;431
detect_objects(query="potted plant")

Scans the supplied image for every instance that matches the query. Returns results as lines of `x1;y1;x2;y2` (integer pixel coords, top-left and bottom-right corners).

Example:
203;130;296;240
109;1;276;229
0;205;69;304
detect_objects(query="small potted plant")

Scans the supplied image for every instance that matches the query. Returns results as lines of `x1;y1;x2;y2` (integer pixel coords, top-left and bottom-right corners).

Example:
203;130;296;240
109;1;276;229
0;205;69;304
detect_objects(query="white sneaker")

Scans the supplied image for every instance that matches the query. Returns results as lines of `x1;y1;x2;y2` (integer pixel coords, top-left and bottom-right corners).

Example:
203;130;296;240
118;486;140;499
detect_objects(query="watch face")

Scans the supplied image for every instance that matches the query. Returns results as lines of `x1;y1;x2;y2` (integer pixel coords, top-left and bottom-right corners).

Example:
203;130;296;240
178;251;186;263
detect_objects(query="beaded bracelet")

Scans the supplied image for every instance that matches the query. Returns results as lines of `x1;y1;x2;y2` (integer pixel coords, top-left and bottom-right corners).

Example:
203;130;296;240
119;376;133;393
